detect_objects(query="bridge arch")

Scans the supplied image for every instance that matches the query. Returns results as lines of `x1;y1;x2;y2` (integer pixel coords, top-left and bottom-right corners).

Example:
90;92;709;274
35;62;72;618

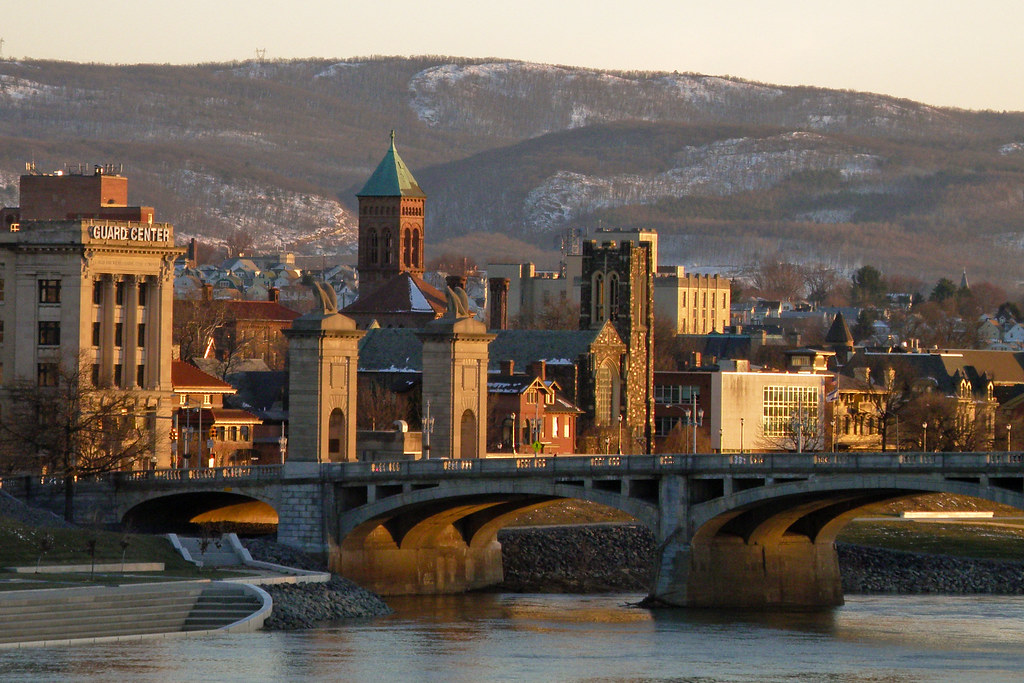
332;479;659;595
122;489;279;533
658;474;1024;610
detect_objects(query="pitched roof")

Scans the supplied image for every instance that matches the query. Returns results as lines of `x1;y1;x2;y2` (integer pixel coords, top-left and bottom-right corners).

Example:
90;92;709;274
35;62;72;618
487;329;608;371
358;328;423;371
357;133;426;198
171;360;235;393
357;326;611;374
342;272;446;316
222;299;302;322
825;311;855;346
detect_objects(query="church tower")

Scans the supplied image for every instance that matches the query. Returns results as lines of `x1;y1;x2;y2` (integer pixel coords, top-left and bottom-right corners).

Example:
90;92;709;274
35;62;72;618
579;236;655;453
356;131;426;296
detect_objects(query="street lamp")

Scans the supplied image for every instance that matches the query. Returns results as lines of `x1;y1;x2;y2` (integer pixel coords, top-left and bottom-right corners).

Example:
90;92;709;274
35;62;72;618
740;417;745;454
510;412;516;454
422;401;435;459
617;414;623;456
278;424;288;465
1007;423;1012;452
922;421;928;452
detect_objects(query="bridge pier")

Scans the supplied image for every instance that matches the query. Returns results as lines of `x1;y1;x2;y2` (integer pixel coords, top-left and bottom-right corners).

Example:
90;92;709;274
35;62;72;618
652;536;843;609
334;525;504;595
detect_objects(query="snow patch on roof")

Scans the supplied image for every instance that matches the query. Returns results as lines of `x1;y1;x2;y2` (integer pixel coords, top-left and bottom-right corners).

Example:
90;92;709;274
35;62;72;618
408;277;435;312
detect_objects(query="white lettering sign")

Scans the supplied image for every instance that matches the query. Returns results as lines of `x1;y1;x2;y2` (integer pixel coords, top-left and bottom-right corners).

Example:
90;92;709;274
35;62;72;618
89;225;171;242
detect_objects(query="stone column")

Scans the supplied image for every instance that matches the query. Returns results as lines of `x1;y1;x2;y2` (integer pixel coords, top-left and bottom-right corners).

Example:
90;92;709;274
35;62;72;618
284;311;364;465
123;275;139;388
100;274;116;386
417;313;494;459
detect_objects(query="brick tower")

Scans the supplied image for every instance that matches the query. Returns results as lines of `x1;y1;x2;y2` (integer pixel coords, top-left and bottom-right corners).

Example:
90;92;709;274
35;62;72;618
356;131;426;296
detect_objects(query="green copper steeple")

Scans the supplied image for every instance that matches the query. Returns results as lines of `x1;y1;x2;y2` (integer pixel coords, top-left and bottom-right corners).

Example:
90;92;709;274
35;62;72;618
357;130;426;198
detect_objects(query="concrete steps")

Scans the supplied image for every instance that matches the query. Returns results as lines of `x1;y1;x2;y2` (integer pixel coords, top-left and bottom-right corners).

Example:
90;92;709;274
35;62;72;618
0;582;269;647
173;535;244;567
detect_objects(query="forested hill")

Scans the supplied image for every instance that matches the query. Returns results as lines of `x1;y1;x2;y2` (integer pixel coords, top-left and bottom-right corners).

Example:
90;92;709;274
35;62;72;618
1;56;1022;286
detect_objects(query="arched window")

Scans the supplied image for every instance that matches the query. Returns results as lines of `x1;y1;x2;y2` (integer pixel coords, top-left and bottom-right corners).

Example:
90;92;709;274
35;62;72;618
460;409;477;459
595;362;614;425
593;272;605;322
368;229;379;264
382;230;393;265
403;228;412;267
412;229;420;267
608;272;620;321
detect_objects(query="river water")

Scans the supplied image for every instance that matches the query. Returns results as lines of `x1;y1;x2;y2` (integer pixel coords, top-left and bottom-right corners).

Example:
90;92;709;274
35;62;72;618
3;593;1024;682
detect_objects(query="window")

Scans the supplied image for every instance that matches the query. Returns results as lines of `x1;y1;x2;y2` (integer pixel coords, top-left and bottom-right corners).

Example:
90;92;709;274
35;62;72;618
37;363;59;387
202;394;212;406
368;229;379;264
137;323;146;346
92;280;102;305
136;364;145;386
115;281;125;305
179;394;188;406
382;230;393;265
92;322;101;347
138;281;149;307
545;391;555;405
0;278;4;302
526;390;538;405
114;323;123;347
114;364;123;385
595;364;613;424
91;364;100;386
240;425;250;441
38;321;60;346
762;385;820;438
654;385;699;405
39;279;61;304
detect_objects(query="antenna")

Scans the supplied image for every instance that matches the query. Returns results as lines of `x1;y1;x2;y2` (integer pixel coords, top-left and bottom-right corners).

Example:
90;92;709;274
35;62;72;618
255;48;266;63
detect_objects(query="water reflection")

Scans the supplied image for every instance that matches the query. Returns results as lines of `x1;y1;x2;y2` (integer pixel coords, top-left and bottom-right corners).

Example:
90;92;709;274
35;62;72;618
2;594;1024;682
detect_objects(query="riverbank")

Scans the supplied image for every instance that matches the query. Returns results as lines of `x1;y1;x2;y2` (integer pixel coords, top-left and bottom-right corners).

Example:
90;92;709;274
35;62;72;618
243;539;392;628
494;523;1024;595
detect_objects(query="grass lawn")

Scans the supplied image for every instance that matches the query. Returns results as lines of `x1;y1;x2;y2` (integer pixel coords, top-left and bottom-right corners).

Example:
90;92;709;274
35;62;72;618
837;519;1024;561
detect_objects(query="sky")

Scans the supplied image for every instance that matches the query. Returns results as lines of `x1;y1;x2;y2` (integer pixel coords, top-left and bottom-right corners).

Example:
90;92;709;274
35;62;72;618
4;1;1022;112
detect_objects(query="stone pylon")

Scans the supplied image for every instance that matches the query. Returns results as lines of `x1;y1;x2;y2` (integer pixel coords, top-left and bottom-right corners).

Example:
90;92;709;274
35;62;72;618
284;310;364;464
417;289;494;459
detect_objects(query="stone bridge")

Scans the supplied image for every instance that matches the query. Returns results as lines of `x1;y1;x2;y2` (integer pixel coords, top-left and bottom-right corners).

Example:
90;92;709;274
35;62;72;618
4;451;1024;609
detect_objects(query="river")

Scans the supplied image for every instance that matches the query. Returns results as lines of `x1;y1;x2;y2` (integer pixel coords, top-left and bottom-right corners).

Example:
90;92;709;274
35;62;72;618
3;593;1024;682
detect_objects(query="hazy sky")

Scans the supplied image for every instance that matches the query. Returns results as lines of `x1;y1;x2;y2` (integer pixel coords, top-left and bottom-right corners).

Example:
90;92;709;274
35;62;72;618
4;1;1022;111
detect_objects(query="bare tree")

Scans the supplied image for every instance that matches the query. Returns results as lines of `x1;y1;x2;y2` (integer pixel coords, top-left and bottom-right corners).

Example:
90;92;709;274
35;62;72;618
746;258;806;301
355;379;408;431
0;356;154;520
174;297;231;363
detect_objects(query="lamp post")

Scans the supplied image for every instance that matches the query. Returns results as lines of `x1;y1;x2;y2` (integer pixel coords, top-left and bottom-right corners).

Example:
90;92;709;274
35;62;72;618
278;424;287;465
617;414;623;456
1007;423;1012;452
740;417;745;454
422;400;435;459
510;412;517;453
922;421;928;452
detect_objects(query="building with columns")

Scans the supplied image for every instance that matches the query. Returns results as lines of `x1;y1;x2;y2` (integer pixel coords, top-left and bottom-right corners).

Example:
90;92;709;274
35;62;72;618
0;166;183;467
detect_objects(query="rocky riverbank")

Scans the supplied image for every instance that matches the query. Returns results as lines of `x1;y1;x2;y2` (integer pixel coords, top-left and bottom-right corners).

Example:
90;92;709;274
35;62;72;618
494;524;1024;595
243;538;392;629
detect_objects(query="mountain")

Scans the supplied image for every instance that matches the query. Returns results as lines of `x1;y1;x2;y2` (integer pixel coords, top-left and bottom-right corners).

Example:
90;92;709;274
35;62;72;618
1;56;1022;287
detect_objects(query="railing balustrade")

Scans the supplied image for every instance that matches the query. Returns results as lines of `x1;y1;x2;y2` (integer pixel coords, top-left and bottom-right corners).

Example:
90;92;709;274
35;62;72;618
2;452;1022;493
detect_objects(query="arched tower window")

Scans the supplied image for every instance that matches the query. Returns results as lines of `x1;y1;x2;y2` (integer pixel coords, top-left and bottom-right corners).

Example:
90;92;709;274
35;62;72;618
403;228;412;267
382;230;393;265
608;272;620;321
593;272;605;322
368;229;379;264
412;229;421;268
